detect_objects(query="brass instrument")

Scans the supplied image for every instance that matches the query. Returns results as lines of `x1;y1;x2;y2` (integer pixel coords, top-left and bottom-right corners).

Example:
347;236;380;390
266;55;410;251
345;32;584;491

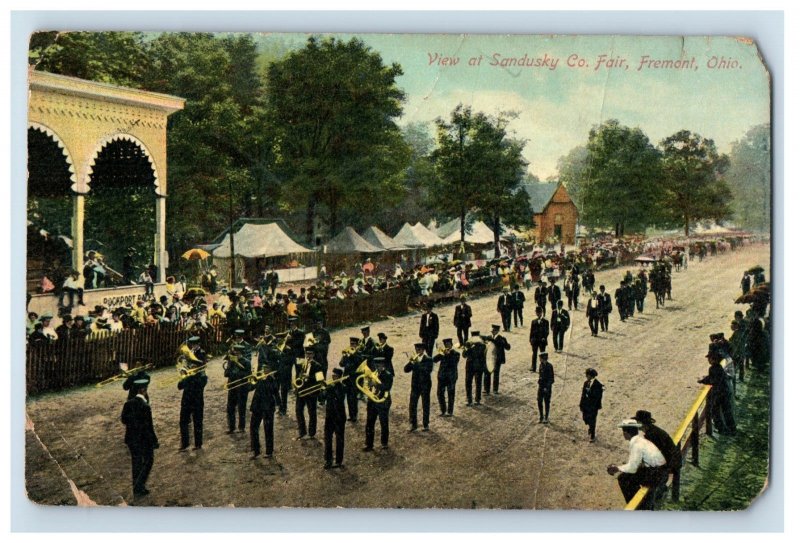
95;363;154;387
355;361;388;403
297;374;349;398
224;369;277;391
222;347;247;372
341;346;357;356
292;357;313;390
159;361;207;388
275;331;290;352
303;332;317;348
177;343;202;366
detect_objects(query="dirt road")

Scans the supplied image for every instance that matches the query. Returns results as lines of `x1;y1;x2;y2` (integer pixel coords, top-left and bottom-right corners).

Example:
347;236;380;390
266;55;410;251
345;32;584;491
25;242;770;510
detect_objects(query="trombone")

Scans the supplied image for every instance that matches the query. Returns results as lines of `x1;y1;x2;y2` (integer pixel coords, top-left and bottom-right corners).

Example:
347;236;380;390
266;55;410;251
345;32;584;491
159;362;208;388
95;363;154;388
224;369;277;391
297;374;349;398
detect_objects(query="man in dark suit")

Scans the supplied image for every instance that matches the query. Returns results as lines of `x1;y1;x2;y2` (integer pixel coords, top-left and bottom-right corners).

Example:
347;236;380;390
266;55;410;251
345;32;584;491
511;284;526;328
496;286;514;332
323;368;348;469
698;347;736;435
484;324;511;395
418;305;439;356
373;332;395;375
121;377;159;498
529;306;549;372
579;368;604;442
534;280;548;311
363;359;393;451
249;360;280;459
547;277;561;312
586;291;601;336
358;325;377;364
405;343;434;431
178;337;208;451
615;281;628;322
312;320;331;378
340;337;363;422
453;296;472;347
537;352;555;423
224;341;252;434
463;331;487;406
433;338;460;416
294;347;324;440
122;358;152;401
551;300;570;352
599;285;612;332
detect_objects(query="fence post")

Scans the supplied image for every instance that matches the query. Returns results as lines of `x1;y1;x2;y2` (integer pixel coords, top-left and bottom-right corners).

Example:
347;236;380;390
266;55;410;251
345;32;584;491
705;398;713;436
691;413;700;466
671;468;681;502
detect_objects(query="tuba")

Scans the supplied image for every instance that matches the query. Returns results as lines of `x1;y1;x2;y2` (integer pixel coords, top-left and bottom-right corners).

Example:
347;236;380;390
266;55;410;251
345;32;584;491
355;362;388;403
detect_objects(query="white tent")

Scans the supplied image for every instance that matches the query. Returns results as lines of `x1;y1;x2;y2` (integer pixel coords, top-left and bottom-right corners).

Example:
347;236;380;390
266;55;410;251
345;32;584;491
325;227;385;254
410;222;446;247
361;226;408;251
392;223;427;248
438;218;496;244
211;222;313;258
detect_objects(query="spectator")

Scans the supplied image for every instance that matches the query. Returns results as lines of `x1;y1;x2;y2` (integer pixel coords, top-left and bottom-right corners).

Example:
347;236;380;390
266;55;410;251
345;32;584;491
698;346;737;435
60;270;85;308
606;419;667;507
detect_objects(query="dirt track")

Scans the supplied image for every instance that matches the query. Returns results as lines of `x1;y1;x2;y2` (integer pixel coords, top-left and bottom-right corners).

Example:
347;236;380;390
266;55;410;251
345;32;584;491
25;242;770;510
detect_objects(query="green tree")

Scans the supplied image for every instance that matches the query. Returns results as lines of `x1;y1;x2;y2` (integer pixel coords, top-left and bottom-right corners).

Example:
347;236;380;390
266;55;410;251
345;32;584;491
582;120;665;237
725;124;770;231
660;130;733;235
556;145;589;219
267;36;409;242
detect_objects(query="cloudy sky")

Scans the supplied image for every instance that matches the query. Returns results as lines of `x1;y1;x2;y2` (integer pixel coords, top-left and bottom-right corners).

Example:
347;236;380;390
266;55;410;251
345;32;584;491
257;33;770;180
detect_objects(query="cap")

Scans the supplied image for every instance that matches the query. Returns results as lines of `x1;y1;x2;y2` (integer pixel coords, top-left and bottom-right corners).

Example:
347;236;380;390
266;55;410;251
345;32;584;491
377;332;387;340
443;338;453;345
539;352;549;360
585;368;598;378
471;330;481;336
361;326;370;333
61;315;73;321
232;344;246;351
40;314;53;321
491;324;501;330
617;419;642;429
133;377;150;386
633;410;656;424
414;343;426;350
349;337;360;343
332;368;344;377
188;336;201;344
234;329;245;335
373;357;386;362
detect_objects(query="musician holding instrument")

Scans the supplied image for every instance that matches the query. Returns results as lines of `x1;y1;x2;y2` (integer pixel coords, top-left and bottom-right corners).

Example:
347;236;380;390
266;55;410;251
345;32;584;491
339;337;363;422
248;357;281;459
294;347;324;440
122;357;153;400
433;338;460;417
358;325;377;363
224;340;252;434
275;332;295;416
374;332;395;375
405;342;434;432
484;324;511;396
322;368;348;469
363;358;393;451
464;331;487;406
178;337;208;451
312;320;332;378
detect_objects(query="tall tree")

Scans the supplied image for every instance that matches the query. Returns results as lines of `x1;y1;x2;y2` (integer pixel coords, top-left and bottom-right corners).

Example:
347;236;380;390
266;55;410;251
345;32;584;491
725;123;770;231
660;130;733;235
582;120;665;237
267;36;409;242
556;145;589;220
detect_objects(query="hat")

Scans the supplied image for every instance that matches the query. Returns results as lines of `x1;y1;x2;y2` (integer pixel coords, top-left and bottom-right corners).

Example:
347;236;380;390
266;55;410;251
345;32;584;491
617;419;642;429
74;315;85;321
234;329;245;335
459;294;467;300
633;410;656;425
332;368;344;377
133;377;150;386
471;330;481;336
443;338;453;345
503;286;510;292
491;324;501;330
539;352;549;360
288;317;298;323
96;317;108;324
361;326;370;333
377;332;387;340
349;337;360;343
373;357;385;363
233;344;246;351
414;343;426;350
188;336;201;344
61;315;73;322
40;314;53;321
585;368;598;378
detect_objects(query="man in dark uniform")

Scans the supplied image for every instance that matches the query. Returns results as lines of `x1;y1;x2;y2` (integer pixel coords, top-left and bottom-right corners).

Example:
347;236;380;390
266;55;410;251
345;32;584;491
405;342;434;431
463;331;487;406
547;277;561;312
599;285;612;332
634;277;647;314
570;273;581;310
358;325;377;365
740;271;751;296
374;332;395;375
534;280;548;312
529;306;549;372
122;247;136;285
484;324;511;395
537;352;554;423
453;295;472;347
433;338;460;416
615;281;628;322
496;286;514;332
511;284;526;328
295;347;324;439
340;337;364;422
224;342;252;434
286;318;306;362
579;368;604;442
122;358;152;401
626;279;637;318
418;305;440;356
323;368;348;469
178;337;208;451
551;300;570;353
275;334;294;416
248;359;280;459
363;358;393;451
312;320;331;378
121;377;159;498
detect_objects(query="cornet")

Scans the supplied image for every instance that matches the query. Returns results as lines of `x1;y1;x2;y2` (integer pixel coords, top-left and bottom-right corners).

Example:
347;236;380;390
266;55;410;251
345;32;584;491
95;363;154;388
225;369;277;391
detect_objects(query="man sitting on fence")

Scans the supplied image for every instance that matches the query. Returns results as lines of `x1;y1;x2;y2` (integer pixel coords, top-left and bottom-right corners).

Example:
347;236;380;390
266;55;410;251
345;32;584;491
632;410;682;496
606;418;667;508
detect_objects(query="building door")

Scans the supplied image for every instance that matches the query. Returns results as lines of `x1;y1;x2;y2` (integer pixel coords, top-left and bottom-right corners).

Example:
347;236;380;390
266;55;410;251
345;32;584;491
554;224;563;241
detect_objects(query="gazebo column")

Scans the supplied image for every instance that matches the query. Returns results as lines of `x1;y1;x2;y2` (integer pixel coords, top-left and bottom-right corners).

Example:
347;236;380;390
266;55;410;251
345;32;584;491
155;194;167;283
71;192;84;272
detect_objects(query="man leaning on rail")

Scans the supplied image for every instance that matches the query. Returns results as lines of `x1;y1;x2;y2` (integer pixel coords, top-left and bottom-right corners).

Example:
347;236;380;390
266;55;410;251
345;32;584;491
606;418;668;509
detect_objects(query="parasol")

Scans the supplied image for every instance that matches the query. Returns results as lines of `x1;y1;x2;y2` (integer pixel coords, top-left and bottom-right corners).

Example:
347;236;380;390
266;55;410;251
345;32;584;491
746;265;765;274
182;248;211;261
735;283;770;304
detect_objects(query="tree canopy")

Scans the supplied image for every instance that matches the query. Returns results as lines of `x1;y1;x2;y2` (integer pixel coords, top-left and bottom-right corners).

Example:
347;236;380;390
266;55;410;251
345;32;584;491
725;123;770;232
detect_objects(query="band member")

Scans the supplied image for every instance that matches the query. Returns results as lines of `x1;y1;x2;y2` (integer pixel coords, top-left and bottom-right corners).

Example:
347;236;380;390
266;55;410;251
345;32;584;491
511;284;526;328
496;286;514;332
358;325;377;364
586;291;601;336
529;306;549;372
551;300;571;353
275;333;294;416
418;305;439;356
286;317;306;361
579;368;604;442
224;343;252;434
374;332;395;375
295;347;324;439
453;295;473;347
534;280;548;311
405;342;434;431
312;320;332;378
598;285;612;332
178;337;207;451
121;377;159;498
249;359;280;459
484;324;510;395
433;338;460;416
323;368;348;469
122;358;152;400
340;337;363;422
364;358;393;451
537;352;554;424
463;331;487;406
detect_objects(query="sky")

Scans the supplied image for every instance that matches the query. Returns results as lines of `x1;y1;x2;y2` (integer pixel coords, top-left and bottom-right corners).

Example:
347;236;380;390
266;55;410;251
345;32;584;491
253;33;770;180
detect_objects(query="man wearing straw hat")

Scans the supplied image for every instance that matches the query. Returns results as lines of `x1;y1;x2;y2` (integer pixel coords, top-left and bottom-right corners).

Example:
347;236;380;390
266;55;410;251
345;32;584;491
606;419;667;505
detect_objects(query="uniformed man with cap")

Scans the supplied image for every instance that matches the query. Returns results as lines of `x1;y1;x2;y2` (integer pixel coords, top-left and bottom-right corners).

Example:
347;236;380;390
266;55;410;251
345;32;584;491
537;352;555;423
322;367;348;469
418;305;439;356
598;285;612;332
606;419;667;507
178;336;208;451
294;347;324;439
373;332;395;375
463;330;487;406
286;317;306;361
248;354;280;459
534;280;548;311
122;358;152;401
496;286;514;332
358;325;377;362
121;375;159;498
405;342;434;431
433;338;460;416
275;330;295;416
224;338;252;434
340;336;364;422
484;324;511;396
312;320;332;378
363;358;393;451
529;307;549;372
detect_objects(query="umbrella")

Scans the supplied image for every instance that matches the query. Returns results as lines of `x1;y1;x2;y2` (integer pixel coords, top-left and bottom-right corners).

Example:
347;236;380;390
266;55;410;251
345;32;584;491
747;265;765;274
182;248;210;261
735;283;770;304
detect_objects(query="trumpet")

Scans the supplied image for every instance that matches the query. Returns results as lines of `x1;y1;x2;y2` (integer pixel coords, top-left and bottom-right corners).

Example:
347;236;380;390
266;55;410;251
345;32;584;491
95;363;154;388
225;369;277;391
355;363;388;403
297;375;349;398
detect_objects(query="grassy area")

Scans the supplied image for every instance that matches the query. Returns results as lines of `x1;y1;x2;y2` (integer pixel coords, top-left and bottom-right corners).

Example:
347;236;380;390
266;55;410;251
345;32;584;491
661;366;771;511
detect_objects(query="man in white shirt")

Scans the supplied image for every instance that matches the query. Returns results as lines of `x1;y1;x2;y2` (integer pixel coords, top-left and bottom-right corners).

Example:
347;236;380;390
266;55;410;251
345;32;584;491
61;270;85;308
40;315;59;341
607;419;668;506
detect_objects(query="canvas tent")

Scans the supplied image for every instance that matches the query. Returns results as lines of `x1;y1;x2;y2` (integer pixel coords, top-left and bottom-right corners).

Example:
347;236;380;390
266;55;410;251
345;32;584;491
325;227;385;254
361;225;408;251
437;217;496;244
392;222;427;248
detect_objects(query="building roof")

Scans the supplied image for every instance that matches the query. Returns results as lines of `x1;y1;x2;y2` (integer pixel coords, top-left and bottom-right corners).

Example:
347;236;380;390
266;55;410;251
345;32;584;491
522;182;560;214
325;227;385;254
361;226;408;251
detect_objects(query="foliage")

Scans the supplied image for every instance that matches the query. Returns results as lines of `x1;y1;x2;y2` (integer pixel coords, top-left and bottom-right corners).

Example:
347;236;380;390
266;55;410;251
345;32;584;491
266;36;409;242
724;124;770;231
582;119;665;237
660;130;733;235
556;145;590;216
